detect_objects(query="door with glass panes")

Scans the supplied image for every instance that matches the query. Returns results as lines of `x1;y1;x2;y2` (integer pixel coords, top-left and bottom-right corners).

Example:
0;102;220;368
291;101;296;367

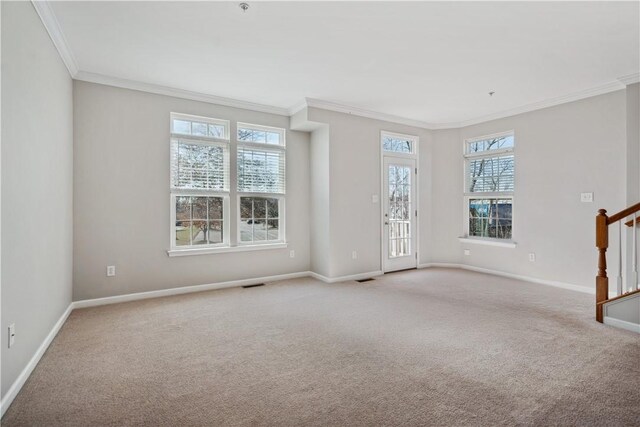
383;156;417;272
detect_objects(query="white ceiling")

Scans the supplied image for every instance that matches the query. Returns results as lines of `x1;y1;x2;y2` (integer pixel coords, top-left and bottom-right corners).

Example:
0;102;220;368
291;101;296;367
49;1;639;126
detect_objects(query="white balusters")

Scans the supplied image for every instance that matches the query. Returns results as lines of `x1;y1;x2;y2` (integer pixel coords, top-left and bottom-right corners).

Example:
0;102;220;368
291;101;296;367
617;221;623;295
633;212;638;291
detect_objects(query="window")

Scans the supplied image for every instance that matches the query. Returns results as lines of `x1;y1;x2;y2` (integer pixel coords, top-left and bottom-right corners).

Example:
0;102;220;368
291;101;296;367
170;114;285;253
170;114;230;250
382;131;417;154
237;123;285;245
237;122;285;146
239;197;281;243
464;132;514;240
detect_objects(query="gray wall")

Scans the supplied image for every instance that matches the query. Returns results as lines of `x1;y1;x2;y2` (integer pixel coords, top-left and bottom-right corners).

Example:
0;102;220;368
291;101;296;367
306;107;433;278
1;1;73;398
627;83;639;204
73;81;310;301
309;124;331;276
432;91;627;289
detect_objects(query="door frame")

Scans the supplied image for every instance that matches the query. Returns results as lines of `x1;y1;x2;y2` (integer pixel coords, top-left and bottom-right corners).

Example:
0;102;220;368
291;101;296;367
380;131;419;273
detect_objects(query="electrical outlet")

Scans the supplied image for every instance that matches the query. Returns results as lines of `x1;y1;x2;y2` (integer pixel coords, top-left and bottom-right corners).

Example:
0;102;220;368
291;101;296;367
106;265;116;277
529;253;536;262
352;251;358;260
372;194;379;204
8;323;15;348
580;192;594;203
464;249;470;256
289;250;295;258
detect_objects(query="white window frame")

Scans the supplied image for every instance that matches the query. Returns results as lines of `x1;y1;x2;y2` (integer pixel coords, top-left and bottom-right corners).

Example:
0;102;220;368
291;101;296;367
381;131;418;157
379;130;420;272
169;113;231;252
236;122;286;246
171;112;230;141
236;195;285;246
168;114;287;256
237;122;286;147
170;193;230;249
462;131;516;246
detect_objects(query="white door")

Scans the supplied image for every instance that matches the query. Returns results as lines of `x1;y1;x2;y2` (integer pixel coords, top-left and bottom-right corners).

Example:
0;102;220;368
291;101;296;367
383;157;417;272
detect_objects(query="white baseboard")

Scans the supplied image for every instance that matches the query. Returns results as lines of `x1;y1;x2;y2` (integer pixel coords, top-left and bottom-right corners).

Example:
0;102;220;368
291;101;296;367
0;264;602;418
603;316;640;334
418;262;594;295
0;303;73;418
309;270;383;283
72;271;311;309
418;262;465;270
0;271;311;416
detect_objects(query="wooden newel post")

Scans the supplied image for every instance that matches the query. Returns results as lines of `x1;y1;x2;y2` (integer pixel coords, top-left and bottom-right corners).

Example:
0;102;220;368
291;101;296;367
595;209;608;322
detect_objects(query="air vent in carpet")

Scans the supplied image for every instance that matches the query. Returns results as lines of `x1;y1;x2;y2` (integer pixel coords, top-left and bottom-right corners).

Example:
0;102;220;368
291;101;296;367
242;283;265;289
356;278;375;283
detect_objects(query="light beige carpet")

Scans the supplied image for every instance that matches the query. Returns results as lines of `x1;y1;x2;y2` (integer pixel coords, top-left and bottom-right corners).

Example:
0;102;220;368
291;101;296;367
3;268;639;426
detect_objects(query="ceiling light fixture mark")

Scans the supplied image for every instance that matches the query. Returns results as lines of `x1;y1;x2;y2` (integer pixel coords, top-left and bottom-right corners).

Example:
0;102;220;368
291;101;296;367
239;3;250;12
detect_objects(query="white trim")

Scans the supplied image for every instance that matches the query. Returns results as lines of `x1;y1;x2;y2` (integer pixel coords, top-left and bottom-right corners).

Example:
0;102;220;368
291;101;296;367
380;131;420;274
431;80;627;129
235;196;285;246
169;194;231;251
237;122;286;146
381;156;419;272
458;237;517;248
418;263;593;295
28;2;635;129
303;98;433;129
288;99;308;117
167;242;287;257
71;78;632;131
380;130;419;156
465;130;516;145
30;0;79;77
618;73;640;86
0;265;616;417
73;271;309;309
603;316;640;334
309;270;384;284
0;304;73;417
75;71;290;116
171;112;230;140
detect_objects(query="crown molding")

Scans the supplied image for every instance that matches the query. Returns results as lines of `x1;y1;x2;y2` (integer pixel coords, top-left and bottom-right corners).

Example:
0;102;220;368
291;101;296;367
28;0;639;130
74;71;291;116
288;76;633;130
287;99;309;117
618;72;640;86
431;80;628;129
302;98;434;129
31;0;79;77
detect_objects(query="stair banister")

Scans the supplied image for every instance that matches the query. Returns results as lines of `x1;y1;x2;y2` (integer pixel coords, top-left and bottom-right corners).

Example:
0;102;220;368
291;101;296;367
595;202;640;322
595;209;609;322
633;212;638;292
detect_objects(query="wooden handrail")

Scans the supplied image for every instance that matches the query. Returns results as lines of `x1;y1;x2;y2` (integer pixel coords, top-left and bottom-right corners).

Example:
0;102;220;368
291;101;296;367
595;202;640;323
595;288;640;307
607;202;640;225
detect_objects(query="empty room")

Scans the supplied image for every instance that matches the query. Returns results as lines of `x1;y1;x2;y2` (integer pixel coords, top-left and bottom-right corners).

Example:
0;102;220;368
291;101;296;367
2;0;640;425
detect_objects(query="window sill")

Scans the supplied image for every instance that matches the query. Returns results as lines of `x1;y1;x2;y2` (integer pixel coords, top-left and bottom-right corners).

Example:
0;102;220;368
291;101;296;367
167;242;287;257
458;237;517;248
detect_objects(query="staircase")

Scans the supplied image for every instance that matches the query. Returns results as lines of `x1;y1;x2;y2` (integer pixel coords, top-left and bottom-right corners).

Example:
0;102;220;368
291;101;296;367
595;202;640;333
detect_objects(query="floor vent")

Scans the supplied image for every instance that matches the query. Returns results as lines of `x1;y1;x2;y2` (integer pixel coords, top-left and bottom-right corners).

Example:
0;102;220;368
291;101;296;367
242;283;265;289
356;278;375;283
